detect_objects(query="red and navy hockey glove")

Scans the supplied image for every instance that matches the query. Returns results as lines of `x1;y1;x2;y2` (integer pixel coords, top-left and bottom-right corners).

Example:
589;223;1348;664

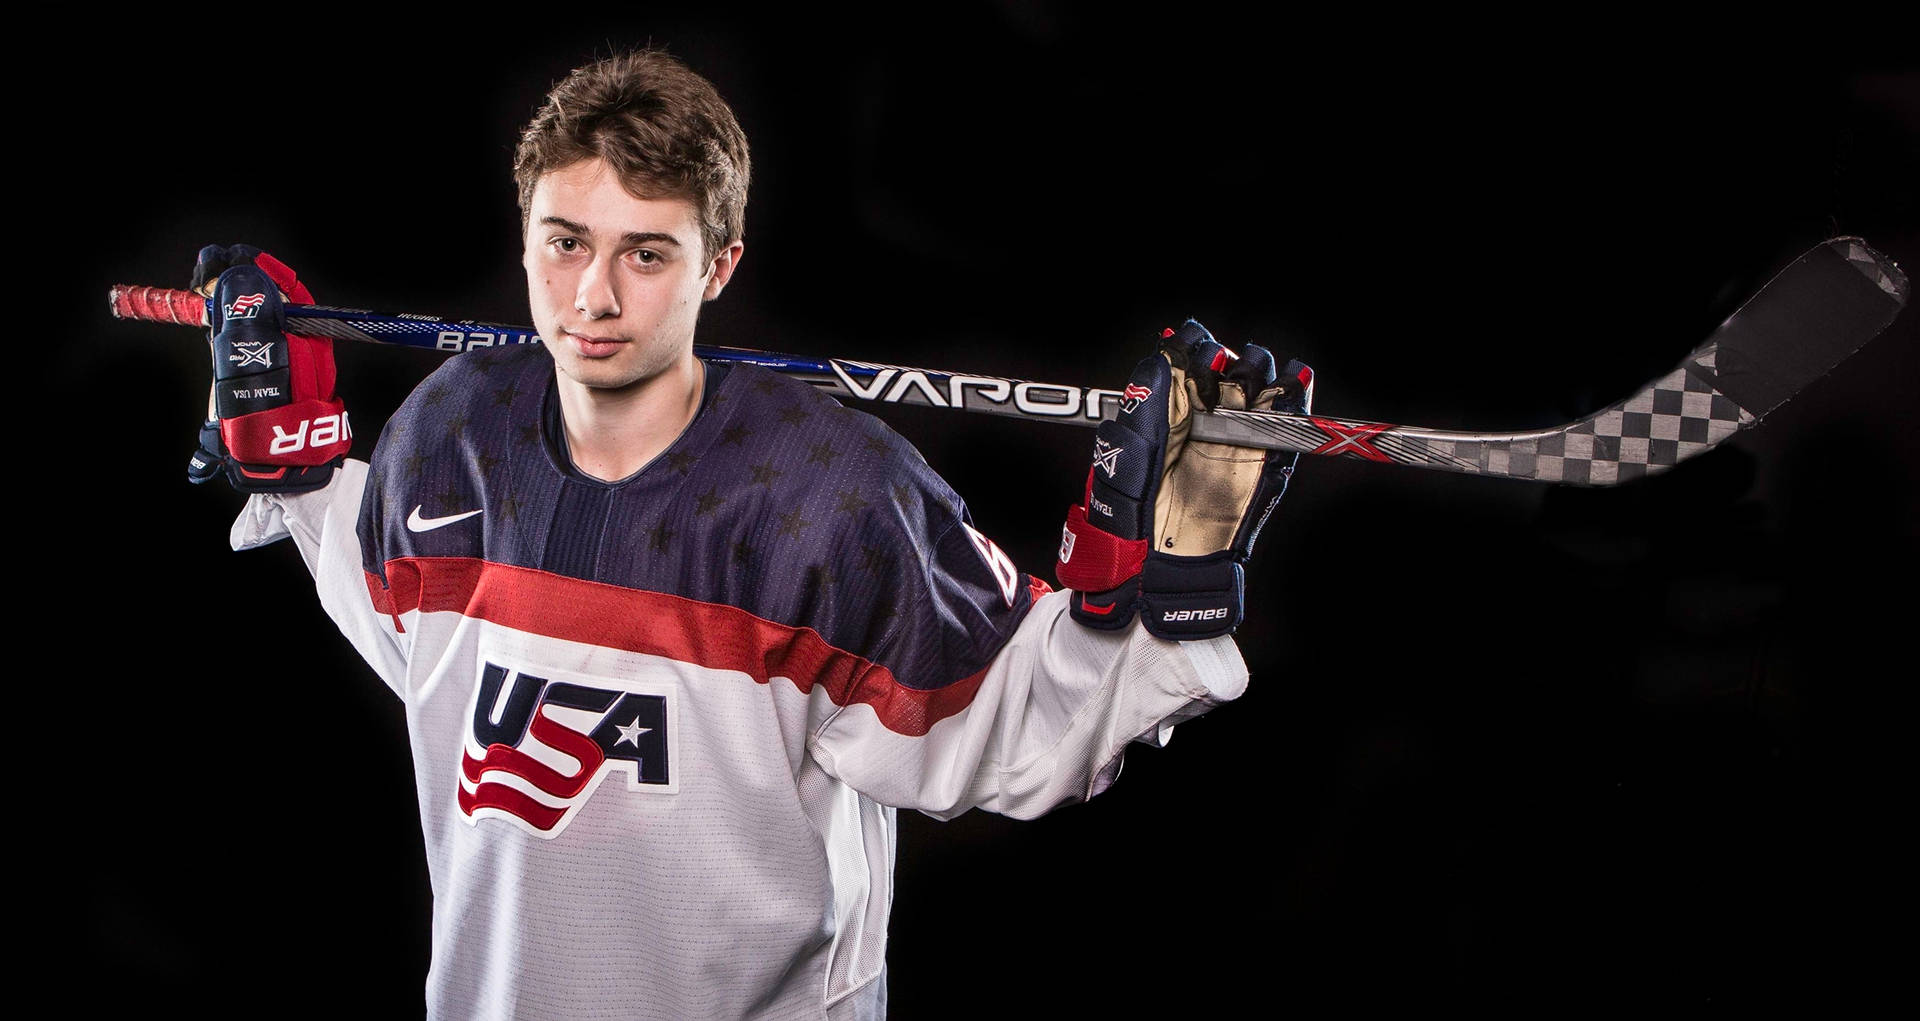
1056;319;1312;640
185;245;350;493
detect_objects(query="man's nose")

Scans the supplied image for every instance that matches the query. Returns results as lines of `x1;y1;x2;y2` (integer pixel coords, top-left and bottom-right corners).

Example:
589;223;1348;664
575;256;620;320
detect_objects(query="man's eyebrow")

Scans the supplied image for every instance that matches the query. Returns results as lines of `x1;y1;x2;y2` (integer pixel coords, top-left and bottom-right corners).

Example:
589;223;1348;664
538;216;684;248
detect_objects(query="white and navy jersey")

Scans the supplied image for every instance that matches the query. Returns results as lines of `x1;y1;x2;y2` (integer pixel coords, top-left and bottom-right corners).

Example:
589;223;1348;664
234;343;1249;1020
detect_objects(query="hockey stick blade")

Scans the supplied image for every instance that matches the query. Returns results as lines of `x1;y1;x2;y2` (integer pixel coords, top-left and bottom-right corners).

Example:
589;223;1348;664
1197;238;1906;484
109;236;1905;487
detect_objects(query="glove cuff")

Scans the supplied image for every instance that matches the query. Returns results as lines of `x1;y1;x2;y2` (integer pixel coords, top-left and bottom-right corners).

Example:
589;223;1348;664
1056;503;1148;593
1139;552;1244;641
226;457;342;494
1068;577;1141;631
221;399;352;465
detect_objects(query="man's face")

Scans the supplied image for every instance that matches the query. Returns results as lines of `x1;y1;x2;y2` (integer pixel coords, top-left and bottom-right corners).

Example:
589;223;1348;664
523;157;741;392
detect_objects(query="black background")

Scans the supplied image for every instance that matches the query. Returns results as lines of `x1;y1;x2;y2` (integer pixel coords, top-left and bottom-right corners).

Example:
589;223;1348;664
46;7;1915;1015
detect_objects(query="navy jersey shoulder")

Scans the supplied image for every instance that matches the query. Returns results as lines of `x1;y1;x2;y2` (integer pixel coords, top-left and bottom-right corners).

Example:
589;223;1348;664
358;345;1033;687
359;343;550;579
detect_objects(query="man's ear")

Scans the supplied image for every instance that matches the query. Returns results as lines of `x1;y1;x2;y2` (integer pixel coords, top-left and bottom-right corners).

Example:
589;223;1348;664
703;240;745;301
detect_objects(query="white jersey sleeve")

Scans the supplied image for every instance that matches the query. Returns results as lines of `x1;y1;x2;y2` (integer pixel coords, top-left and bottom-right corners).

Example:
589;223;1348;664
806;555;1248;821
229;459;409;696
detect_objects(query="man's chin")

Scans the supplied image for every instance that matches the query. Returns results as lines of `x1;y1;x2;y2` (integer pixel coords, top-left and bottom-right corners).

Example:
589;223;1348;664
549;352;661;394
563;367;646;392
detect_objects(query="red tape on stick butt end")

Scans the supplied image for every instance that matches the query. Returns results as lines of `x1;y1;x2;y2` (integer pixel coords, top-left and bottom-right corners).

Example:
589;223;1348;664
108;284;210;328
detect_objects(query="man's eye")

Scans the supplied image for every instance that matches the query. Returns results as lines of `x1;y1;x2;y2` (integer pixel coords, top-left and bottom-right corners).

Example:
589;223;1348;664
552;238;581;253
634;250;659;264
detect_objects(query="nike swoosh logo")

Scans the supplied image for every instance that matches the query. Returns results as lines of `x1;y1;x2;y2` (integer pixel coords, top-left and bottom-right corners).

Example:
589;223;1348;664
407;505;484;533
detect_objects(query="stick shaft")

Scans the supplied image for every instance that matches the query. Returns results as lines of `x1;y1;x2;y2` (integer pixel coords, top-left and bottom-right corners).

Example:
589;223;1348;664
109;236;1907;487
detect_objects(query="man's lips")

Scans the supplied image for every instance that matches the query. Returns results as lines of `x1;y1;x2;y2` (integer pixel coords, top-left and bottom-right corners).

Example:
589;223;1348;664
565;331;628;358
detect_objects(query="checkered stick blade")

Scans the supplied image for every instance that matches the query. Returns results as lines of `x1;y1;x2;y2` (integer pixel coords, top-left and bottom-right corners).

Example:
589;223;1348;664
1192;237;1908;486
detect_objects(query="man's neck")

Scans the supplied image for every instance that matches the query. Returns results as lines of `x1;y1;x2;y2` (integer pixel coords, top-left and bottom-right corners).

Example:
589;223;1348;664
554;354;707;483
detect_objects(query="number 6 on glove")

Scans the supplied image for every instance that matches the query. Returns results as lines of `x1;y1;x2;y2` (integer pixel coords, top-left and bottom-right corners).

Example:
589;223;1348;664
1056;319;1312;640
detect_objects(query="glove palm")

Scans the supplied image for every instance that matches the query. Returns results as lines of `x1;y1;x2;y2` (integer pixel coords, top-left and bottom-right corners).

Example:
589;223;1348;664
1057;320;1312;640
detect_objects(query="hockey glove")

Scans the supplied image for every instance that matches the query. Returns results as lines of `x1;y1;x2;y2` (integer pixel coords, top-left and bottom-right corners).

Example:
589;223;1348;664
185;245;350;493
1056;319;1312;640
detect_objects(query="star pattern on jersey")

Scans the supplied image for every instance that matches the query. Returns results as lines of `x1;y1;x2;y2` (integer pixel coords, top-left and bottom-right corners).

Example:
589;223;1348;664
405;453;430;479
858;544;894;574
422;385;449;406
491;384;518;407
753;376;778;395
362;347;1042;810
709;390;727;408
447;413;469;442
776;509;813;538
614;716;650;748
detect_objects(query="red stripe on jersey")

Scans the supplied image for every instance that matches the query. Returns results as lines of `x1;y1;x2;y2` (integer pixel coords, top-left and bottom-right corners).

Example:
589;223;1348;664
365;557;988;737
458;779;567;831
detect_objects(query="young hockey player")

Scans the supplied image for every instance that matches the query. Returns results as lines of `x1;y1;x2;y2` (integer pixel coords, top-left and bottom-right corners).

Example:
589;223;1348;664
189;49;1309;1018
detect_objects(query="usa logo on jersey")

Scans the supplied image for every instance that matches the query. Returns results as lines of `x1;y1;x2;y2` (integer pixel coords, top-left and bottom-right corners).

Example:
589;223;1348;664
458;660;678;837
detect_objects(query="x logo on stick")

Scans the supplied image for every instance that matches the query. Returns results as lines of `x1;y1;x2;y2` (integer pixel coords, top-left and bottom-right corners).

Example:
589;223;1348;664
1310;418;1394;462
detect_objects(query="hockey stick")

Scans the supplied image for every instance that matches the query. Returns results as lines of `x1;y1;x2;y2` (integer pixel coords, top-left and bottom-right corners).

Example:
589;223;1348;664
111;236;1907;486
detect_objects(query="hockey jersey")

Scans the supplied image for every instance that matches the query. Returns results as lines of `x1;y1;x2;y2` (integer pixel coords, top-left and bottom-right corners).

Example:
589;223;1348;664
233;343;1249;1019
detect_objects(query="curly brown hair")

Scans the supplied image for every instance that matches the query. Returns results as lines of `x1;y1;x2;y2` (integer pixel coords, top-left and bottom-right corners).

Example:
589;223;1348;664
513;50;751;263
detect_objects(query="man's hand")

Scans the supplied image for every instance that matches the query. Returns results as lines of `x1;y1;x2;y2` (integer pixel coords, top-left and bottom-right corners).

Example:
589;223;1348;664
1056;319;1312;640
186;245;350;492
